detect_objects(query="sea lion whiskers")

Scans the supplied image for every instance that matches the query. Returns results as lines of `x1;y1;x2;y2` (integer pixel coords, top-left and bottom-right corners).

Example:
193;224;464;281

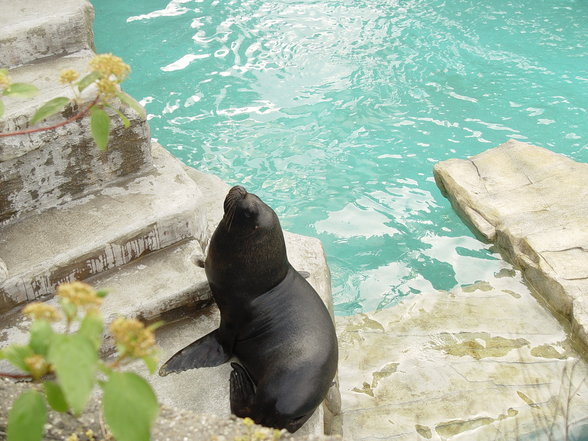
223;188;241;232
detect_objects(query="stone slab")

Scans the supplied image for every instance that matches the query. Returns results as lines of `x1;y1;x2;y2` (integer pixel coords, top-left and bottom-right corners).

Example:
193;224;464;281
337;269;588;441
0;0;94;67
433;140;588;349
0;143;206;312
0;50;152;225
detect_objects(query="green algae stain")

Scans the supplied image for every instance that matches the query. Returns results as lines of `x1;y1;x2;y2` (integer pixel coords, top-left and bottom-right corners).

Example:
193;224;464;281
415;424;432;439
530;343;568;359
345;314;386;333
435;408;518;437
435;333;529;359
517;391;540;408
462;281;493;293
435;416;495;438
371;362;399;388
352;382;374;397
502;289;521;299
496;268;517;278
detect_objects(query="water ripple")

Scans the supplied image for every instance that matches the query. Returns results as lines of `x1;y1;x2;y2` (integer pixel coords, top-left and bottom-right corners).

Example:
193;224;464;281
93;0;588;315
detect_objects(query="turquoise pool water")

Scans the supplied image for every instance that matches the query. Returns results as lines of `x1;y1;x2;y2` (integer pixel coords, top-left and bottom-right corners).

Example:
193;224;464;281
92;0;588;315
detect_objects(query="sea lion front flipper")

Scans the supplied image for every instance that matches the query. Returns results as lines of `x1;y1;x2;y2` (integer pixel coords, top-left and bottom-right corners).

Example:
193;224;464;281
230;362;255;418
159;329;231;376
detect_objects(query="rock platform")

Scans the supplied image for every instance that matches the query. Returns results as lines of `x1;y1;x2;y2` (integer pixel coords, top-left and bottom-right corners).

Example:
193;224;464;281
337;268;588;441
434;140;588;351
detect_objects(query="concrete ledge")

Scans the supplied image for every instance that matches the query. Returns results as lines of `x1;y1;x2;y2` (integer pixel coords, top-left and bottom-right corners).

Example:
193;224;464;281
434;140;588;349
0;0;94;67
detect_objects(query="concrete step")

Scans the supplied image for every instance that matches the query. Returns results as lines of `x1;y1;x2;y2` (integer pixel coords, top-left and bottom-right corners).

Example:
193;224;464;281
0;0;94;68
0;143;207;313
0;238;211;373
0;50;152;225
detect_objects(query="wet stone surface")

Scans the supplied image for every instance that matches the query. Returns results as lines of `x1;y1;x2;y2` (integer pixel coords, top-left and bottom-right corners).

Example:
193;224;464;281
336;264;588;441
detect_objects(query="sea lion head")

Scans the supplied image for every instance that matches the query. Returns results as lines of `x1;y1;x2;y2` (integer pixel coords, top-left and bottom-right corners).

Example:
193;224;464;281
221;185;278;234
206;185;288;295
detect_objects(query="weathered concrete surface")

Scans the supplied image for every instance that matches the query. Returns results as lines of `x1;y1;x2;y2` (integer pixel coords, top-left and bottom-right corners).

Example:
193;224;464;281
433;140;588;350
0;144;206;313
0;239;211;361
0;378;341;441
0;50;152;225
0;0;94;67
337;268;588;441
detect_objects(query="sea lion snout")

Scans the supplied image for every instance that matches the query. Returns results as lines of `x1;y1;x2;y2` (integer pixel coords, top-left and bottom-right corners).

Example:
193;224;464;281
229;185;248;198
224;185;248;218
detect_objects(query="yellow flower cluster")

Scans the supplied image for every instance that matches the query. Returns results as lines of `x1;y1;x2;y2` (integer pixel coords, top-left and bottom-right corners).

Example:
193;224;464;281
234;417;283;441
24;354;50;380
59;68;79;85
0;70;10;89
110;317;157;358
57;282;103;307
22;302;61;322
96;78;118;98
89;53;130;81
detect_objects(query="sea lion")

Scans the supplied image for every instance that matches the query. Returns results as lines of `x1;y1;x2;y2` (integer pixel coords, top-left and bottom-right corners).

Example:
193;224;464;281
159;185;338;433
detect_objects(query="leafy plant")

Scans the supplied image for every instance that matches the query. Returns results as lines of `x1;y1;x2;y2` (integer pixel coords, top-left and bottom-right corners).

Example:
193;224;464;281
0;53;145;150
0;282;161;441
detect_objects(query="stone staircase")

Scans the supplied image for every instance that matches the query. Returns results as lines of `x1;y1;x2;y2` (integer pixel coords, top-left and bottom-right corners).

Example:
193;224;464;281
0;0;339;437
0;0;209;317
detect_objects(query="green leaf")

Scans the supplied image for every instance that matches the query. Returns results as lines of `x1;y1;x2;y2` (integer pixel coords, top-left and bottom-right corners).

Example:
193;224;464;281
77;71;101;92
96;289;108;298
30;97;70;125
102;372;159;441
115;90;146;118
90;107;110;151
142;355;158;375
4;83;38;98
78;312;104;351
47;334;97;415
7;390;47;441
115;108;130;128
2;344;34;372
29;320;54;356
43;381;69;412
0;99;4;119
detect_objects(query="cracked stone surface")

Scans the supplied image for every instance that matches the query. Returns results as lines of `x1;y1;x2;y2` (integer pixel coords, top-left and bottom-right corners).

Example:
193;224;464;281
337;266;588;441
433;140;588;350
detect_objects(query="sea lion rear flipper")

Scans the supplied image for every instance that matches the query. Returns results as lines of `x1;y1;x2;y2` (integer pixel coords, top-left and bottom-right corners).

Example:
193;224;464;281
230;362;255;417
158;329;231;376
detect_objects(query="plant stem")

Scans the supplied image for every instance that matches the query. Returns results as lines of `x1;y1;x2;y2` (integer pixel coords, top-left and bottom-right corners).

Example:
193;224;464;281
0;371;33;380
0;95;100;137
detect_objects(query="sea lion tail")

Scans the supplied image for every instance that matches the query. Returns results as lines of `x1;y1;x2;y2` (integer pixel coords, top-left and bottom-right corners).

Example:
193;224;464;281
158;329;231;376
